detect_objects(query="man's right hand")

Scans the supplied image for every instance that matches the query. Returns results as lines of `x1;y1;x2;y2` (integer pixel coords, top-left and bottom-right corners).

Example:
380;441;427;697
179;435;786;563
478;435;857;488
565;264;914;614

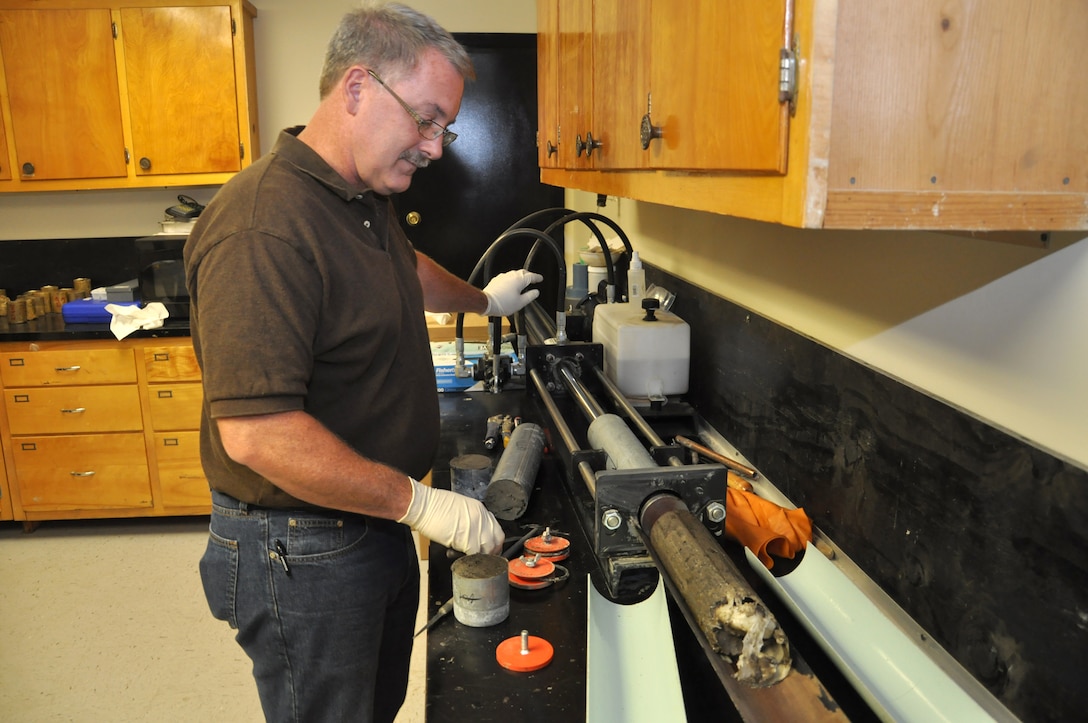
397;477;505;555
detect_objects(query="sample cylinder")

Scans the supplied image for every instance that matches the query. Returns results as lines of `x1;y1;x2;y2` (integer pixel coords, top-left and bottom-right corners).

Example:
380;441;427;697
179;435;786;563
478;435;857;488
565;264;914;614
451;554;510;627
484;423;545;520
450;454;492;501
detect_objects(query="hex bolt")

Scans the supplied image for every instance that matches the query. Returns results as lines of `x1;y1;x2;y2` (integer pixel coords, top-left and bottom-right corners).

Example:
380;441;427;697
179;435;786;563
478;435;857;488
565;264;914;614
705;502;726;523
602;509;623;531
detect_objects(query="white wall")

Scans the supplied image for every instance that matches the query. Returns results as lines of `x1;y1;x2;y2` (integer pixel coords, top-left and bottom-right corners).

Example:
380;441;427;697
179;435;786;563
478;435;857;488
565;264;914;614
2;0;1085;470
567;191;1088;470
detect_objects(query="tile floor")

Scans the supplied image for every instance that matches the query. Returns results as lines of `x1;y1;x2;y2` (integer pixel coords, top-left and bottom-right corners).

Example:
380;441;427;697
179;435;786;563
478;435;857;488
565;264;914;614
0;517;427;722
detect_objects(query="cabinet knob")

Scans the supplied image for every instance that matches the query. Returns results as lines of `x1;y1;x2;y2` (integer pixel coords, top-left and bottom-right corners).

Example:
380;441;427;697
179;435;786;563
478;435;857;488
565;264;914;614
21;161;35;176
546;140;558;158
640;113;664;150
576;132;603;158
139;157;152;171
406;211;422;226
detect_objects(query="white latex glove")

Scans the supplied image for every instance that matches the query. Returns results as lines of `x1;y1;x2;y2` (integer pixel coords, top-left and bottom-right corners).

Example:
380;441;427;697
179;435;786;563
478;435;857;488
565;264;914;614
482;269;544;317
397;477;505;555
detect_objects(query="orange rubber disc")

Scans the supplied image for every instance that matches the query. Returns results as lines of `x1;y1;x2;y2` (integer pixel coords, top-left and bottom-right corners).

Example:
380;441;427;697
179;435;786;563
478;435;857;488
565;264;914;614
496;634;554;672
508;571;552;590
524;535;571;561
508;556;555;579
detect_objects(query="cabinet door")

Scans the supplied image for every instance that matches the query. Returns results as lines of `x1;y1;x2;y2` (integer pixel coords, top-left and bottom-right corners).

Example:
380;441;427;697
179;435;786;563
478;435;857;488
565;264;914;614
143;344;201;383
121;6;241;176
153;431;209;508
146;383;203;431
557;0;594;168
0;9;126;181
591;0;651;170
537;0;560;168
12;433;151;511
648;0;791;172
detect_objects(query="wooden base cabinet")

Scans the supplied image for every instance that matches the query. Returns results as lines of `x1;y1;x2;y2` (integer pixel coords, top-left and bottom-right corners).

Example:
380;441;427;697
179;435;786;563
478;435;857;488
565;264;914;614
0;338;209;523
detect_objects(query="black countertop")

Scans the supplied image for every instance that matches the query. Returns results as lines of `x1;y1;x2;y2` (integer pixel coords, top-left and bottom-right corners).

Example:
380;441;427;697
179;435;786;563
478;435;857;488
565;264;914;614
423;389;753;722
0;314;191;342
425;390;592;721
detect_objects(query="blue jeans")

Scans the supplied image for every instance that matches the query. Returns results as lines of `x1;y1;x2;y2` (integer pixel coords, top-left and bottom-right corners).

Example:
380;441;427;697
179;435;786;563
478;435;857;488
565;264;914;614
200;491;420;723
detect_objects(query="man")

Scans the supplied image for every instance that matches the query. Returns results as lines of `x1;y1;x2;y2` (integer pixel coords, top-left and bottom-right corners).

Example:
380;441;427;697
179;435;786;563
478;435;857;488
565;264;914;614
184;4;542;721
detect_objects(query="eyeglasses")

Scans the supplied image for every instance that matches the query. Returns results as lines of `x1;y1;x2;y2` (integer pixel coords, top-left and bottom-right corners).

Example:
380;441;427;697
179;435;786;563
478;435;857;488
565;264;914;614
367;69;458;147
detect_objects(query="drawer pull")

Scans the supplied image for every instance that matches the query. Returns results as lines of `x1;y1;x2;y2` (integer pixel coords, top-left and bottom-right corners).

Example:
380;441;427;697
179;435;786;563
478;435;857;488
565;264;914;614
70;471;96;477
54;365;82;372
60;407;87;414
154;353;171;362
157;390;174;398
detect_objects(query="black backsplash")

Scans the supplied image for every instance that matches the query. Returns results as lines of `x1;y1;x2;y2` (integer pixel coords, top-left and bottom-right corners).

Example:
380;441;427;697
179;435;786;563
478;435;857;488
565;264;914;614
650;266;1086;723
0;237;141;297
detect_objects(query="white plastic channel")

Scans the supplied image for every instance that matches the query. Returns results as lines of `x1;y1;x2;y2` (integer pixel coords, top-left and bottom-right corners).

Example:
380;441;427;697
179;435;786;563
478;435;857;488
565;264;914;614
746;545;1011;722
586;577;687;722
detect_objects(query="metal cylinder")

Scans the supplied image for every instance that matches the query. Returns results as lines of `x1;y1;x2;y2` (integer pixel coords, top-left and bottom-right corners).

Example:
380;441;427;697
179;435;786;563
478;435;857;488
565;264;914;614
587;414;656;470
641;493;791;688
484;423;545;520
451;554;510;627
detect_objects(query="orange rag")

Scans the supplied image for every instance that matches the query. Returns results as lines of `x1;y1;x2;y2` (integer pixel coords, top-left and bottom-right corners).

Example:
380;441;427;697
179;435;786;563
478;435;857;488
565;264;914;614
724;486;812;569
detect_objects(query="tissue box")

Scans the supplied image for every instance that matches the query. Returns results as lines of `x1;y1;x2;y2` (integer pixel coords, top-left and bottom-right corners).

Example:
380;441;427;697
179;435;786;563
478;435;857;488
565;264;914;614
61;298;139;323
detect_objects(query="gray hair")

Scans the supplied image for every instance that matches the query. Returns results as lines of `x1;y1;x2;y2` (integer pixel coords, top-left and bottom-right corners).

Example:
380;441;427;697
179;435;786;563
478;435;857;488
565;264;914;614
318;2;474;98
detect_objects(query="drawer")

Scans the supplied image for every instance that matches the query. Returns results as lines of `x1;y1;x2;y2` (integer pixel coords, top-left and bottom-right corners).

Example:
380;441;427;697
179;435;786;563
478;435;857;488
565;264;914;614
147;383;203;431
5;385;143;434
12;433;152;511
153;431;210;508
1;349;137;387
144;345;201;383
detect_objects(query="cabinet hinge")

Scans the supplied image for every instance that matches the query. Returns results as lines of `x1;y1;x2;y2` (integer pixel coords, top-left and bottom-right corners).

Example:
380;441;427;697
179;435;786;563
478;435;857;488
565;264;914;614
111;21;118;39
239;142;245;160
778;45;797;108
124;148;130;165
231;18;237;36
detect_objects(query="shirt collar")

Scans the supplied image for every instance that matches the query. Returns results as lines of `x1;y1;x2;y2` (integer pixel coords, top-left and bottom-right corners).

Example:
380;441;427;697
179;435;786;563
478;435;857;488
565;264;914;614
272;126;382;204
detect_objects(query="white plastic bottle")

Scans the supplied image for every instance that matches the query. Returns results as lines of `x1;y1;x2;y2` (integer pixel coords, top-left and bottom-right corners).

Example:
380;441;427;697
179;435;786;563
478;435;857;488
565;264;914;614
627;251;646;304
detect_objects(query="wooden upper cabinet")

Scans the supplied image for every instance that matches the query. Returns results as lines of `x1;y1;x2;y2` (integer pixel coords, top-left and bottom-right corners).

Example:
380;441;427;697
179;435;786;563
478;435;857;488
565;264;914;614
538;0;1088;231
121;6;241;176
0;8;127;181
647;0;790;172
0;0;259;193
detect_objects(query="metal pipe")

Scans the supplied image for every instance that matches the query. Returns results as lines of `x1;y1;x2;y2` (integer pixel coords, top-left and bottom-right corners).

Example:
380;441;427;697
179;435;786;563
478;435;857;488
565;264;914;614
557;360;607;421
528;368;580;457
527;367;597;496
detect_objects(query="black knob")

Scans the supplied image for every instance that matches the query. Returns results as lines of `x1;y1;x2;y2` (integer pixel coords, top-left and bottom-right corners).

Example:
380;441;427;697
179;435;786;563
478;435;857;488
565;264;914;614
139;157;151;171
640;113;663;150
585;132;603;157
21;161;35;176
546;140;558;157
641;297;660;321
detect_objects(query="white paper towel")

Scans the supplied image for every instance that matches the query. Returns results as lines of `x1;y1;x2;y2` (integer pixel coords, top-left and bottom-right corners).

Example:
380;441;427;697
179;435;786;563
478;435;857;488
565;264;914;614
106;302;169;339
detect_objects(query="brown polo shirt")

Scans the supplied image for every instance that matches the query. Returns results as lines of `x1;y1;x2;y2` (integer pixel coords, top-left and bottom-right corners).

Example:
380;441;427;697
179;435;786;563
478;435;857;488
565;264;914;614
184;128;439;508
